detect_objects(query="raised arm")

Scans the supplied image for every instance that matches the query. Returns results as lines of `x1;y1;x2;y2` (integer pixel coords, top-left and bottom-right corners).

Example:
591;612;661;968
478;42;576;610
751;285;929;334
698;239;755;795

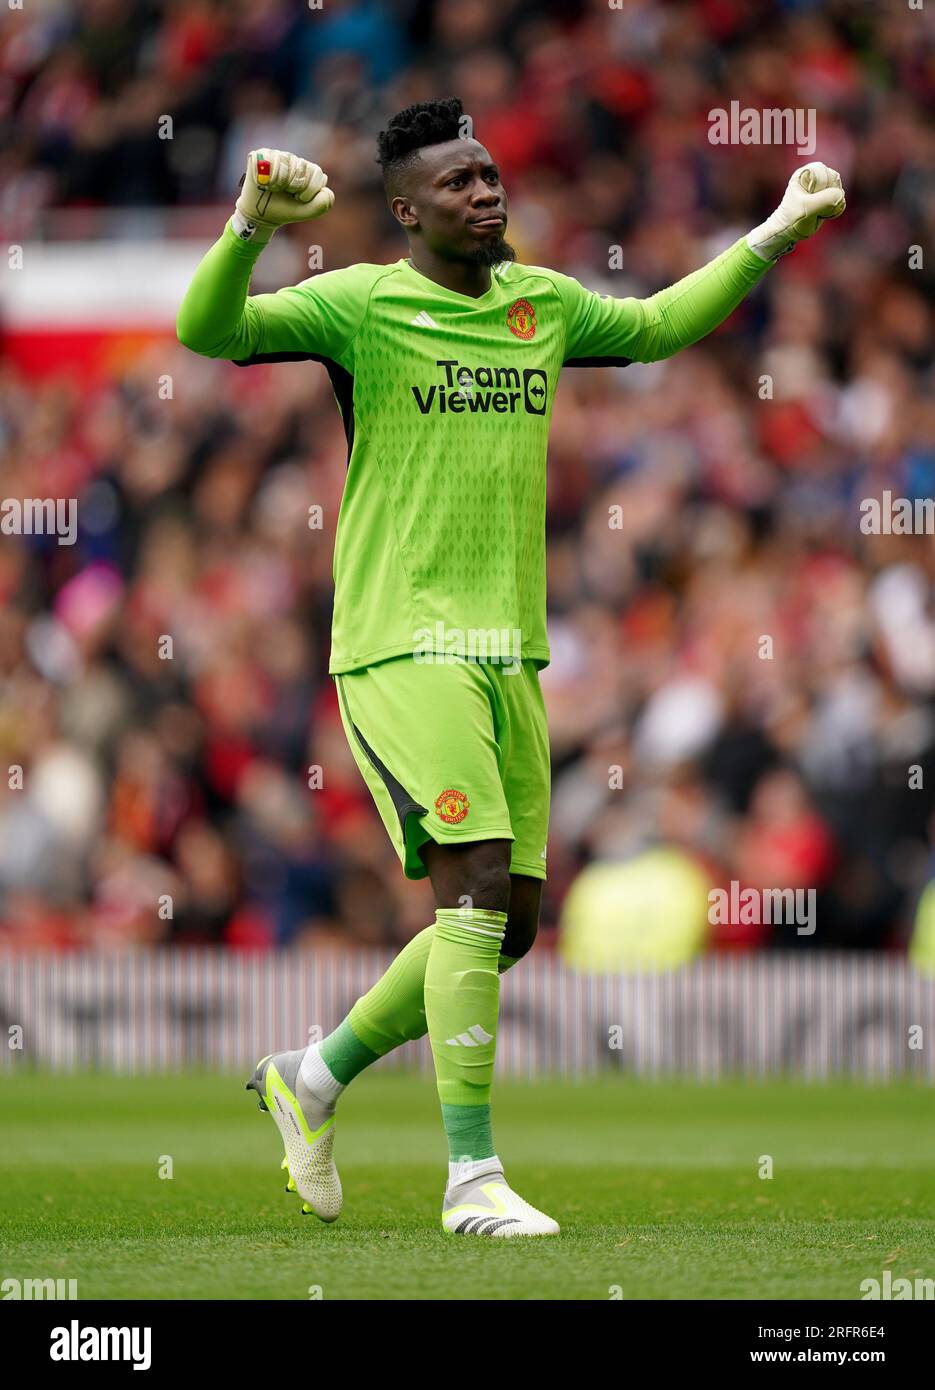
560;161;846;366
176;148;347;362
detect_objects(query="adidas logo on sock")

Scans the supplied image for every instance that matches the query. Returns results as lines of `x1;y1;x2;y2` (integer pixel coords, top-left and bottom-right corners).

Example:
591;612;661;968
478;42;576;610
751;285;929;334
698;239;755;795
445;1024;494;1047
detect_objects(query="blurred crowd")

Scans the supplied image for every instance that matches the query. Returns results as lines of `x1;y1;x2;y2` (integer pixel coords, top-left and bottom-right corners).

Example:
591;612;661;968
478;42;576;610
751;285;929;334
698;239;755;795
1;0;934;954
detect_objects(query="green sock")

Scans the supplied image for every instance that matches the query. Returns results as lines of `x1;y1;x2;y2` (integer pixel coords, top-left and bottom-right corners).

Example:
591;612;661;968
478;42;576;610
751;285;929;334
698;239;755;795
317;1017;379;1086
317;926;521;1093
346;927;436;1056
424;907;507;1161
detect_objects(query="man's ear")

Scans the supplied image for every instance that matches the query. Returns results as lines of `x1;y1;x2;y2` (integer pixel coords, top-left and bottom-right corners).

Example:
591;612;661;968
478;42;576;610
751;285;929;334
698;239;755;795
391;196;419;230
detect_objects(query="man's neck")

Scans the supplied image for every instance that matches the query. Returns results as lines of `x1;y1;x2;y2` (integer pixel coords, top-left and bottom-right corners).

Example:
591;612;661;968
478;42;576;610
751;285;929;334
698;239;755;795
406;247;493;299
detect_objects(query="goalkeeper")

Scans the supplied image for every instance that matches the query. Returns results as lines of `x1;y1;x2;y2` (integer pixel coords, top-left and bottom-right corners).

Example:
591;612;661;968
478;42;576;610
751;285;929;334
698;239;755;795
177;98;845;1238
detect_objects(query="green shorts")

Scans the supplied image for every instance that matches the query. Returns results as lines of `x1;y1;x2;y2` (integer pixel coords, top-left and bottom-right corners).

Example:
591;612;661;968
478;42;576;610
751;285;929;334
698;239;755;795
334;654;550;881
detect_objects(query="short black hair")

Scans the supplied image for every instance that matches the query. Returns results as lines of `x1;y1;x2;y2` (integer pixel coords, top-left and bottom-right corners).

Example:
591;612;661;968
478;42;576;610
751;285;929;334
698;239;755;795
376;98;466;192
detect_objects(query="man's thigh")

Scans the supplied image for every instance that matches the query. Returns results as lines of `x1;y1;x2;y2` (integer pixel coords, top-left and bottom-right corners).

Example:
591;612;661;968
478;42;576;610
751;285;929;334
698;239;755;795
334;655;514;880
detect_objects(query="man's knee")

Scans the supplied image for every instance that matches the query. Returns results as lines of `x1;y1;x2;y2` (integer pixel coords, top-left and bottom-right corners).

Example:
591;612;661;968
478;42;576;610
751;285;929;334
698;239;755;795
467;858;512;914
502;875;542;962
422;838;512;913
501;916;537;962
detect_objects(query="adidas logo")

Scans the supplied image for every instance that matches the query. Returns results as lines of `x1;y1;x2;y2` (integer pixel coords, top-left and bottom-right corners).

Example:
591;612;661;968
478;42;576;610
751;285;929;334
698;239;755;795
445;1023;494;1047
411;310;440;328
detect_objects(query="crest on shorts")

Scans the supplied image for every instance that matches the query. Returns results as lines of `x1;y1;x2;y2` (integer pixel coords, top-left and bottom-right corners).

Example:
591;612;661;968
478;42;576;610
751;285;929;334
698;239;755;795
435;788;470;824
506;298;536;340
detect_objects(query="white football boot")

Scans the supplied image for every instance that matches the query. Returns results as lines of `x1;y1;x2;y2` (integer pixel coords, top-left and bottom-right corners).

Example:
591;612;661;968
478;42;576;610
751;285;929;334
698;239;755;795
246;1047;342;1222
442;1158;560;1237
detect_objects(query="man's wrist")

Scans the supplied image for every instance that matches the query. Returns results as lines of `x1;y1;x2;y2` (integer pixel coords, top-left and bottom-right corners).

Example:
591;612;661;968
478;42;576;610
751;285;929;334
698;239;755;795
745;221;797;262
230;208;277;245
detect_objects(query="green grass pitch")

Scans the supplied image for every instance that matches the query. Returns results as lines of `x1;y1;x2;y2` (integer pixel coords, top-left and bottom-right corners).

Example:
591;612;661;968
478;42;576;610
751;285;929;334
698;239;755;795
1;1071;933;1300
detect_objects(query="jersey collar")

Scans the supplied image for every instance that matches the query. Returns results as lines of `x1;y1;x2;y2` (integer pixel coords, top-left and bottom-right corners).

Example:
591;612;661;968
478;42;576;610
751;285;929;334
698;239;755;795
398;257;504;305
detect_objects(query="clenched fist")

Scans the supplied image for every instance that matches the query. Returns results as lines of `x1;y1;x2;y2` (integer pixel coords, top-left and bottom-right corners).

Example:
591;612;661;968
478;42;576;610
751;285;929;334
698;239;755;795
747;161;846;261
232;149;335;244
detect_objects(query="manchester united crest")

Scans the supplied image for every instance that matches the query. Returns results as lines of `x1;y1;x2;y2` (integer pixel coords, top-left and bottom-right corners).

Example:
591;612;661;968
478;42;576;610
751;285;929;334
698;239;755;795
506;298;537;340
435;788;470;824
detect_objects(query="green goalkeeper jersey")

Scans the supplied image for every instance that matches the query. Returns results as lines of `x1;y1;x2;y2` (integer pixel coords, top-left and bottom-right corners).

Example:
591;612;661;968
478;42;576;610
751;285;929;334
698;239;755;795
177;221;771;673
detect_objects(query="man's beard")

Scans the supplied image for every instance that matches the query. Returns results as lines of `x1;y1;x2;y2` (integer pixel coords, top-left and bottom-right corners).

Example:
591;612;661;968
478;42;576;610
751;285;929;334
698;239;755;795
465;235;516;267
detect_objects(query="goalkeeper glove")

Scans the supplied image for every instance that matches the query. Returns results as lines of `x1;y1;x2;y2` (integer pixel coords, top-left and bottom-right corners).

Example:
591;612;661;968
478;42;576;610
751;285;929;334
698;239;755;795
747;161;846;261
231;148;335;245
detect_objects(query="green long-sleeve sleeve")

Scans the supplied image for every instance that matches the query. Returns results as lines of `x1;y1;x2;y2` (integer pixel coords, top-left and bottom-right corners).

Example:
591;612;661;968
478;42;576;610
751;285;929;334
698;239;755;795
176;219;377;364
556;235;773;365
176;221;269;359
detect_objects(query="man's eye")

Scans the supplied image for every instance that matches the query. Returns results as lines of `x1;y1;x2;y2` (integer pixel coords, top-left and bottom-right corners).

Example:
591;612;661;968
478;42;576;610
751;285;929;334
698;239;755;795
448;178;463;188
